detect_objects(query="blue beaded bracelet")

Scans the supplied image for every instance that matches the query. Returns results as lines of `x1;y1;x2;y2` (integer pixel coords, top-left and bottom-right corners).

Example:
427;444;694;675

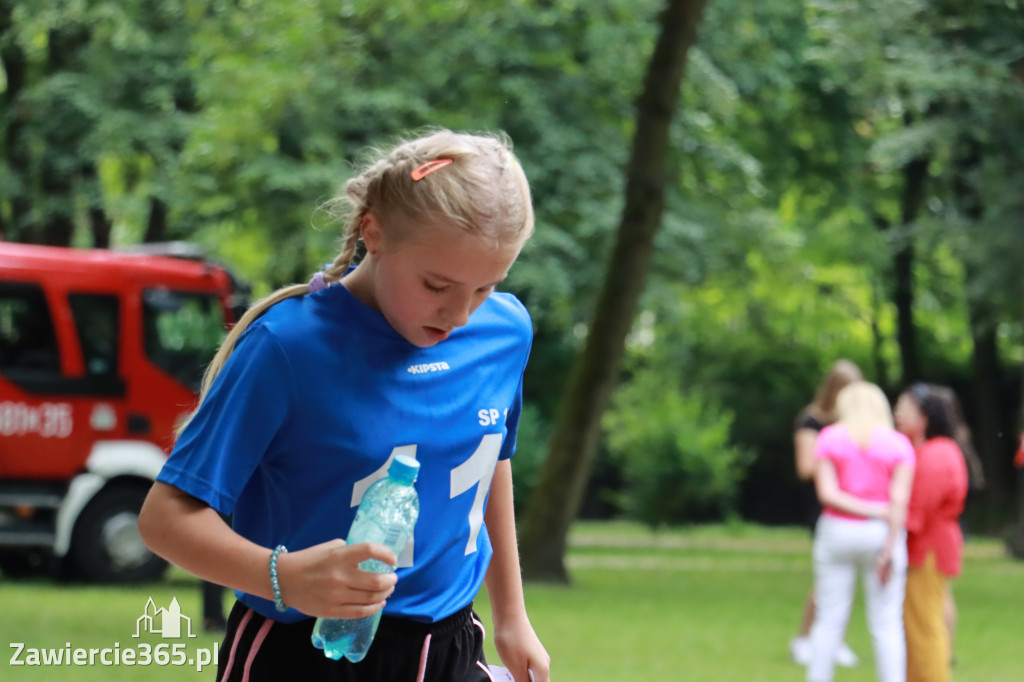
269;545;288;612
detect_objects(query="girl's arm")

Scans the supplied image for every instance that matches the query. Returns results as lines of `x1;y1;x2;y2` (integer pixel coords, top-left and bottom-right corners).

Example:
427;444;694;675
875;462;914;584
794;428;819;481
138;481;397;619
885;462;913;542
484;459;551;682
813;459;888;520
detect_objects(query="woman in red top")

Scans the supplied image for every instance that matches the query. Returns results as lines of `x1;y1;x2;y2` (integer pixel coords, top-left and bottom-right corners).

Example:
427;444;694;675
893;384;970;682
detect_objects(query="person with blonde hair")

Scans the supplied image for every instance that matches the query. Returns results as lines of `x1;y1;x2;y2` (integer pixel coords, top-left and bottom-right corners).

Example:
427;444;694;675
790;359;863;667
139;129;550;682
806;381;915;682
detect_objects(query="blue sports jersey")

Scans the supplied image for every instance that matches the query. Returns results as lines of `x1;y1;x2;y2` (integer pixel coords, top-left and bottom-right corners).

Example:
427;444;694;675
157;281;532;623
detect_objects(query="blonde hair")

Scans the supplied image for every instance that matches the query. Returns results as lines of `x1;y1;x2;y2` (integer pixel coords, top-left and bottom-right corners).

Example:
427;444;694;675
808;359;863;424
836;381;894;449
186;129;533;429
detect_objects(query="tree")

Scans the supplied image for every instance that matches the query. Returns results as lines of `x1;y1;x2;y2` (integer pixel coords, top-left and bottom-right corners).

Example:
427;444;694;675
799;0;1024;524
519;0;709;582
0;1;197;247
0;0;30;241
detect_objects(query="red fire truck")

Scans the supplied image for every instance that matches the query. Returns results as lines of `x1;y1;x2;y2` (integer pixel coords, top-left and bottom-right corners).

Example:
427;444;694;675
0;242;248;581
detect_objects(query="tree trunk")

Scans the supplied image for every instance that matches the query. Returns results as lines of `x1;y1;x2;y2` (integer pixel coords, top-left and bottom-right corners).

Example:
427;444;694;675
36;22;93;247
955;138;1010;522
145;197;169;243
39;155;75;246
1019;279;1024;522
876;110;931;387
89;207;113;249
870;280;889;389
894;154;928;384
81;163;112;248
518;0;708;582
1;1;31;241
965;296;1008;513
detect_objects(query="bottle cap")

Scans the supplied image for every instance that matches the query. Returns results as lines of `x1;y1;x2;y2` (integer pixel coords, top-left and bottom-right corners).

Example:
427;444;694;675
389;454;420;485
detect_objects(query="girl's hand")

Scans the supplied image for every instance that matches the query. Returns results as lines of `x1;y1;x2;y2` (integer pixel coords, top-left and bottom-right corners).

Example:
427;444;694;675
875;547;893;586
275;539;398;618
494;614;551;682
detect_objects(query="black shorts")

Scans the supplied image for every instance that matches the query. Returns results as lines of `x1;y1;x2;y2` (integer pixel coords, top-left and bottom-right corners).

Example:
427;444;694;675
216;600;494;682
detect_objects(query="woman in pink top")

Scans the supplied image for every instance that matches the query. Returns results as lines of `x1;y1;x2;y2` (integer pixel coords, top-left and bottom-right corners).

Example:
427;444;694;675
790;360;863;668
894;383;971;682
807;382;915;682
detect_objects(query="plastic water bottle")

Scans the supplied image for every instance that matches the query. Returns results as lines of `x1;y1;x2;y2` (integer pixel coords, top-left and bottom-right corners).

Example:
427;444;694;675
311;454;420;662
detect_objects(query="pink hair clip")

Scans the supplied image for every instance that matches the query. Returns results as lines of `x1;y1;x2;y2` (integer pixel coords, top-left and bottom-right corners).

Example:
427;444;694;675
411;158;453;181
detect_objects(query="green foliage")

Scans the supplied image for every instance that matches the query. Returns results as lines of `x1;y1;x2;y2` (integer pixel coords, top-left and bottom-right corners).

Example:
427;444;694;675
803;0;1024;326
603;366;752;527
1;0;1022;524
508;401;551;516
1;1;197;244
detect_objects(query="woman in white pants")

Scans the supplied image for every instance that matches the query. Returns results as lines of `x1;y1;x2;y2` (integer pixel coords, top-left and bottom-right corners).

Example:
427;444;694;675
807;382;915;682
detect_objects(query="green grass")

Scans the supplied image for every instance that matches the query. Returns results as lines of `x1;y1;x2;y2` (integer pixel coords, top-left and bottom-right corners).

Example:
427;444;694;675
2;522;1021;680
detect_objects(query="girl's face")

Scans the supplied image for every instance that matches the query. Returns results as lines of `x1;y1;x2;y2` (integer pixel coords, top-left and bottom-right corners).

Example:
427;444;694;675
894;393;927;443
352;215;523;348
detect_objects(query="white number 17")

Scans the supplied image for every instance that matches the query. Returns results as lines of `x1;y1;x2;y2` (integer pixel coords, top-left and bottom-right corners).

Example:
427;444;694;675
350;434;503;567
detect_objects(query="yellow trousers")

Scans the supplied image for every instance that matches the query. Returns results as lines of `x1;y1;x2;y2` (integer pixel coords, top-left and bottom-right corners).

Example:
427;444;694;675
904;552;950;682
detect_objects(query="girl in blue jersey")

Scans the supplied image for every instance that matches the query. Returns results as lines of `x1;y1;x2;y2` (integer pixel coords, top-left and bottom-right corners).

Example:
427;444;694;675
139;129;550;682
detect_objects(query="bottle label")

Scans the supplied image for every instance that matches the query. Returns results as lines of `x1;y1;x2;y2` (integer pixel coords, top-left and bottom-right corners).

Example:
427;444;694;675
382;524;403;550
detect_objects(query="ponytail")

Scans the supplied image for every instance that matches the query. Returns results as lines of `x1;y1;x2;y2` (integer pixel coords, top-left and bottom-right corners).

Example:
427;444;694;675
179;128;531;436
179;227;362;437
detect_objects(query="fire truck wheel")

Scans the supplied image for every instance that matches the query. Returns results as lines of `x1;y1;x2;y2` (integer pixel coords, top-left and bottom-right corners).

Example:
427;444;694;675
69;484;168;583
